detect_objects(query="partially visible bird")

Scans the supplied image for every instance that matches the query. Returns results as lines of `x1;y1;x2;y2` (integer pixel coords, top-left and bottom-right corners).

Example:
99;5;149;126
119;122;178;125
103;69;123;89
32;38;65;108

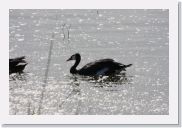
67;53;132;76
9;56;28;75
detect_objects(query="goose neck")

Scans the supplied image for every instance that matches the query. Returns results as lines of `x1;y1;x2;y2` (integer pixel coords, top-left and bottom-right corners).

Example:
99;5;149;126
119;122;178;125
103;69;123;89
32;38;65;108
70;57;80;74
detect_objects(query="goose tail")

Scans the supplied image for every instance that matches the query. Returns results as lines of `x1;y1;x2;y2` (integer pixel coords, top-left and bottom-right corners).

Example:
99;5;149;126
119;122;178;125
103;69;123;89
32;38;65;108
125;64;132;68
121;64;132;71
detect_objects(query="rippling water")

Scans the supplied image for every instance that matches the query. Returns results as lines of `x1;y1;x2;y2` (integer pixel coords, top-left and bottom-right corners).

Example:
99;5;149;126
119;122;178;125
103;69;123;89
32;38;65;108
9;9;169;115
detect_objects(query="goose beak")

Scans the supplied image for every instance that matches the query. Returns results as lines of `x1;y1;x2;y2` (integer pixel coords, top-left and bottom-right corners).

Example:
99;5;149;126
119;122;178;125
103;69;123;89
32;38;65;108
67;57;72;61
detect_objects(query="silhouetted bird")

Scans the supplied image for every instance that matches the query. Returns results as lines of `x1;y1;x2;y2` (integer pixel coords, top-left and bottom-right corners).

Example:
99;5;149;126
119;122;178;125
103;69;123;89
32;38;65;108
67;53;132;76
9;56;27;74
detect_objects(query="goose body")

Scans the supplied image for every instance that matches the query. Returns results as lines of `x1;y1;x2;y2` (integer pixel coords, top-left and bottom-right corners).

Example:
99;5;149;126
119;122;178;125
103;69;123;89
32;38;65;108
9;56;27;74
67;53;132;76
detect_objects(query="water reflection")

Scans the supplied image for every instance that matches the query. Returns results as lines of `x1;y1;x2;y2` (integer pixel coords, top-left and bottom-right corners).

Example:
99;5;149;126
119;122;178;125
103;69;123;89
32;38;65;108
9;73;28;81
67;72;133;88
58;75;81;113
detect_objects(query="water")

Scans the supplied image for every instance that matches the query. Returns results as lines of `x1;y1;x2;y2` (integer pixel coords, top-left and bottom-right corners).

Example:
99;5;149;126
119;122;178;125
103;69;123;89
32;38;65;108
9;9;169;115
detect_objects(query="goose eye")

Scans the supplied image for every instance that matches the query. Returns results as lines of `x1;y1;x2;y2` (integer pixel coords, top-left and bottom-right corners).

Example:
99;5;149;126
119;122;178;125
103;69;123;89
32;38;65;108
72;55;76;60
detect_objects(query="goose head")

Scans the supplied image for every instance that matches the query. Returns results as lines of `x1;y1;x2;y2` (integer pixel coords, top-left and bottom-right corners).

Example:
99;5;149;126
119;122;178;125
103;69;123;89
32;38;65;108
67;53;81;61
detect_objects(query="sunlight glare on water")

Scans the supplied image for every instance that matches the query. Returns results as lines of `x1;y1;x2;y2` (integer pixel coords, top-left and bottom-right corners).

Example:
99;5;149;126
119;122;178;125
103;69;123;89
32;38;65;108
9;9;169;115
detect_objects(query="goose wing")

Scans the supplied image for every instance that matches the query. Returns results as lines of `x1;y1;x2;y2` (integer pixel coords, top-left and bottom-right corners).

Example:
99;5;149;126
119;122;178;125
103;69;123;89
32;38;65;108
9;56;26;67
9;56;25;62
79;59;122;75
81;59;114;69
9;56;28;74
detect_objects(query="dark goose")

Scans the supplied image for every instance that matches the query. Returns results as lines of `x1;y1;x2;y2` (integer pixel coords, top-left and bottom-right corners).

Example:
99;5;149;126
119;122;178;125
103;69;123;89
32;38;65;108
9;56;28;74
67;53;132;76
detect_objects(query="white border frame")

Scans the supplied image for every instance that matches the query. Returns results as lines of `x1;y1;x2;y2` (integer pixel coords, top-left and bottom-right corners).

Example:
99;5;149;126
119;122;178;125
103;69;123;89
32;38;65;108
0;0;179;125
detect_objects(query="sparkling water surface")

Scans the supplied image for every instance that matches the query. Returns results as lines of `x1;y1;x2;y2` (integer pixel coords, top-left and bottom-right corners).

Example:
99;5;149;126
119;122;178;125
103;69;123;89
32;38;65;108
9;9;169;115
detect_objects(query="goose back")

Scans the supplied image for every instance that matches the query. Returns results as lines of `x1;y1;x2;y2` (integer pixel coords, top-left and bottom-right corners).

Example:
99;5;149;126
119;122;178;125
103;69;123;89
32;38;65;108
78;59;126;76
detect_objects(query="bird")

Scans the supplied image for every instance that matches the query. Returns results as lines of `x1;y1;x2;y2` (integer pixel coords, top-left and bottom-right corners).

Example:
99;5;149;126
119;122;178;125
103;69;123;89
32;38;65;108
9;56;28;75
67;53;132;76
